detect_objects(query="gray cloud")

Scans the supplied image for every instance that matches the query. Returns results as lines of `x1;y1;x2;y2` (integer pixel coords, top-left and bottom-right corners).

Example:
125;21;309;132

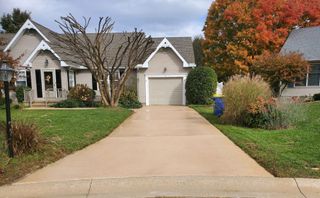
0;0;212;37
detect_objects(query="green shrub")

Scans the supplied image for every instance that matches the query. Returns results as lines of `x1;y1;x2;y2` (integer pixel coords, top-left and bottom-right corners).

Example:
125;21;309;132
221;75;272;124
15;86;30;103
68;84;95;102
245;97;287;129
51;99;101;108
0;121;42;156
186;67;217;104
119;89;142;109
244;97;306;129
313;93;320;101
51;99;83;108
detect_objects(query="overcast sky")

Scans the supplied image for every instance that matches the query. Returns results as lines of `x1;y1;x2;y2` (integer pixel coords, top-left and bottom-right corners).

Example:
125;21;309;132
0;0;212;37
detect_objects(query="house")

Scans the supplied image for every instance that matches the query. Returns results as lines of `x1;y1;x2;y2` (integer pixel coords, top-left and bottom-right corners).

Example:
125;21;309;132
0;19;196;105
281;26;320;97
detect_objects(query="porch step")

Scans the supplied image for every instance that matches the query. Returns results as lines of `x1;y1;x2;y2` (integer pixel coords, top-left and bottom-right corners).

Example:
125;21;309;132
24;101;59;107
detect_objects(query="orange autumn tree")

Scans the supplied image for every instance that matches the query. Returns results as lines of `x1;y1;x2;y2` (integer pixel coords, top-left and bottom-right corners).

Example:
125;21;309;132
0;38;21;98
203;0;320;81
252;52;310;96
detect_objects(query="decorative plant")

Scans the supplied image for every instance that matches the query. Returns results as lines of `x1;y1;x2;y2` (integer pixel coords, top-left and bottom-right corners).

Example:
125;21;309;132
67;84;96;102
0;121;42;155
185;67;217;105
119;88;142;109
221;75;272;124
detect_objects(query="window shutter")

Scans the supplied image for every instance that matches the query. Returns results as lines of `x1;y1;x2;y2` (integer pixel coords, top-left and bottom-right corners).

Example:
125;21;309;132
26;70;32;88
92;75;97;90
55;70;62;89
35;70;43;98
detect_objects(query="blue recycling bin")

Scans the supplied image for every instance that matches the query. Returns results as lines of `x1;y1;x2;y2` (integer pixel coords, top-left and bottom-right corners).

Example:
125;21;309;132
213;97;224;117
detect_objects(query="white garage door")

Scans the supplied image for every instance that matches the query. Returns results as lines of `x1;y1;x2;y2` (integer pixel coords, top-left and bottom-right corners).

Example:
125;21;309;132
149;77;183;105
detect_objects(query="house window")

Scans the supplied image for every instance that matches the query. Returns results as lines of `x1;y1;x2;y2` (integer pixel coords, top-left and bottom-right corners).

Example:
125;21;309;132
295;78;306;86
115;68;125;81
16;70;27;87
68;70;76;89
119;69;125;78
307;64;320;86
292;63;320;87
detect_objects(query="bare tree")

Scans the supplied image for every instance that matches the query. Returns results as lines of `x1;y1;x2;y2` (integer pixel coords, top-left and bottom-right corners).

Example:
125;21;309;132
52;14;153;107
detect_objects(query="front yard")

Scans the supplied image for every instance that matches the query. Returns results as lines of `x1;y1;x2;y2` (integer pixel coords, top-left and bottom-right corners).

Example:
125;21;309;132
192;102;320;178
0;107;132;185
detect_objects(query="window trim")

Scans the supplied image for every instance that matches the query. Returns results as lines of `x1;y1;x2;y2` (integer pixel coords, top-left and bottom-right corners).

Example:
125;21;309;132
290;63;320;88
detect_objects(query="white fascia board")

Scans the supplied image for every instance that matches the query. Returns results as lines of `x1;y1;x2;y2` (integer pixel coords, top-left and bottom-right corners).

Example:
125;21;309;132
141;37;190;68
22;40;69;68
4;19;50;52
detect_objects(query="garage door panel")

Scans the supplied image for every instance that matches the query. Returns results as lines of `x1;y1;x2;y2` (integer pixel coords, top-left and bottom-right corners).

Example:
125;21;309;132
149;78;183;105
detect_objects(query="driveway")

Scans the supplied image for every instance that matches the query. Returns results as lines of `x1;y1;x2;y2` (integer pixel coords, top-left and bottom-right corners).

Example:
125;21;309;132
18;106;271;183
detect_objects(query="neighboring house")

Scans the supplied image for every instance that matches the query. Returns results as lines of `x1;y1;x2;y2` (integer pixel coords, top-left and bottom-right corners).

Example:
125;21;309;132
0;19;196;105
281;26;320;97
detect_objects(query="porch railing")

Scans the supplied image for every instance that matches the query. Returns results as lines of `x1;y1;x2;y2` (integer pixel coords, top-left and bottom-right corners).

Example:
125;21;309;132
44;89;68;107
24;89;34;107
24;89;68;107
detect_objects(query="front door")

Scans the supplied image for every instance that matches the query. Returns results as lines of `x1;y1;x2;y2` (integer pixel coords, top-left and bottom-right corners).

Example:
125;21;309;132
43;70;57;98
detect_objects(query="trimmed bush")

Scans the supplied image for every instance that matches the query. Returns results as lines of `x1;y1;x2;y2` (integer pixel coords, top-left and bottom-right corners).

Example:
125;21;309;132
68;84;95;102
221;75;272;124
15;86;25;103
119;89;142;109
313;93;320;101
51;99;101;108
186;67;217;104
15;86;31;103
0;121;41;155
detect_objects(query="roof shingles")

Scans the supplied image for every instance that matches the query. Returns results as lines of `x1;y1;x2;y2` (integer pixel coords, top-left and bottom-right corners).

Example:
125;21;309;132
281;26;320;61
8;20;195;66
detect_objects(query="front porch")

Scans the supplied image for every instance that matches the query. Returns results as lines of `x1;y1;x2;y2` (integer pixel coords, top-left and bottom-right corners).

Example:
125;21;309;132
23;88;68;107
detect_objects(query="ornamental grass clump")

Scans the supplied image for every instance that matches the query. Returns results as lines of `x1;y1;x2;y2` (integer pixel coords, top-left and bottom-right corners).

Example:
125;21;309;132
221;75;272;124
0;121;42;156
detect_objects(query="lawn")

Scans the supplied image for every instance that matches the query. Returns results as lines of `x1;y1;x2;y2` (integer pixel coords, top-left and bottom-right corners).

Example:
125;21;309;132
191;102;320;178
0;107;132;185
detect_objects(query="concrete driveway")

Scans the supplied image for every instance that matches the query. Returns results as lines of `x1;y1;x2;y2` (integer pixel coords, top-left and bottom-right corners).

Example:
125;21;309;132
18;106;271;183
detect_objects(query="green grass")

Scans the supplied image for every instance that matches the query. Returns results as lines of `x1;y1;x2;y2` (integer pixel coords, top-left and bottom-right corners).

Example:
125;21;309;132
0;107;132;185
191;102;320;178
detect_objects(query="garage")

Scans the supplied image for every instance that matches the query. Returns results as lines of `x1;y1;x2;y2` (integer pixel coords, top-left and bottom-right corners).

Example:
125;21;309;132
149;77;183;105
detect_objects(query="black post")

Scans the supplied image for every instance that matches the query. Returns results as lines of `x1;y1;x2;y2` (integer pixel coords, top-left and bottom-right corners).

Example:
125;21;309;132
4;81;14;157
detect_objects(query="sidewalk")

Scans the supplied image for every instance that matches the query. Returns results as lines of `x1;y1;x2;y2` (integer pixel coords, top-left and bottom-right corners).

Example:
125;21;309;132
1;176;319;198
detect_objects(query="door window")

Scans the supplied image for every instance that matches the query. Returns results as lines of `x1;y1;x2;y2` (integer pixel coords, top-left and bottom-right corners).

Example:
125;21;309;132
44;71;54;91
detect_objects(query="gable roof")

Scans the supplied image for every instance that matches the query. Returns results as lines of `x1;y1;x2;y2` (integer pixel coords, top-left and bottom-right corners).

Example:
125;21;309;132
281;26;320;61
3;20;196;68
151;37;195;65
30;19;58;42
0;33;15;51
4;19;51;52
